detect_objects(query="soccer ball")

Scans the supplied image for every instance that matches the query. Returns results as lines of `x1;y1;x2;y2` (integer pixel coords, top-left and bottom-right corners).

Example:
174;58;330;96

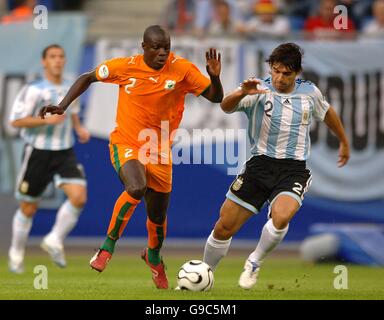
177;260;214;291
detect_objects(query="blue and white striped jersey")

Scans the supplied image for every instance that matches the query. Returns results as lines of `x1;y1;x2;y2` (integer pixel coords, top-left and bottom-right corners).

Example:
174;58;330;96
9;78;80;150
230;77;330;161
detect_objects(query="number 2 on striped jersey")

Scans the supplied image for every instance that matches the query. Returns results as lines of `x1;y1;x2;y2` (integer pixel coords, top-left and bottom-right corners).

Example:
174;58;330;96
264;100;273;117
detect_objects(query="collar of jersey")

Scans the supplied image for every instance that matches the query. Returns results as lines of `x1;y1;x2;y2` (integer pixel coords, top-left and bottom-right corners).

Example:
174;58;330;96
264;78;301;97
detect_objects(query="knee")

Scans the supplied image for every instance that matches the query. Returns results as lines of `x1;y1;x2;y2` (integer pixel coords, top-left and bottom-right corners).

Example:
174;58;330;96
20;202;38;217
213;210;235;240
125;183;147;200
214;221;234;240
271;205;290;230
68;192;87;208
148;214;166;225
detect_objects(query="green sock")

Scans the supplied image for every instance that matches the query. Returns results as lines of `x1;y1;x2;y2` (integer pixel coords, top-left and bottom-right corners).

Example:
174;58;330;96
101;237;117;254
147;248;161;265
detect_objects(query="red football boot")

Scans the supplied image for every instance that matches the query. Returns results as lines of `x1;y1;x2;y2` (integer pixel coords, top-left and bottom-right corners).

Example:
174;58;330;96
141;248;168;289
90;249;112;272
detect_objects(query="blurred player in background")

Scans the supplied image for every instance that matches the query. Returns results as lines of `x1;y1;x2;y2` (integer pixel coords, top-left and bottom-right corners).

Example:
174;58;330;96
8;44;90;273
203;43;350;289
39;25;223;289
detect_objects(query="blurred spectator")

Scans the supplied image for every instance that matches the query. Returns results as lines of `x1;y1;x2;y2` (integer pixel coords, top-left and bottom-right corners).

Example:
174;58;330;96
194;0;245;37
304;0;356;40
52;0;85;10
161;0;195;34
0;1;6;13
239;0;290;38
362;0;384;37
236;0;259;21
205;0;243;36
6;0;84;11
283;0;314;17
1;0;35;24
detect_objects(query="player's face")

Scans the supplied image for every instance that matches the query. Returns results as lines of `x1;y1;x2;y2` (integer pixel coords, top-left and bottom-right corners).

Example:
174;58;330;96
270;62;298;93
42;47;66;77
142;34;171;70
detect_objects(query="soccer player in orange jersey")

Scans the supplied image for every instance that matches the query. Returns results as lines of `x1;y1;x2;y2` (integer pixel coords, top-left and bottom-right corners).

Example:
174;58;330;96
39;25;223;289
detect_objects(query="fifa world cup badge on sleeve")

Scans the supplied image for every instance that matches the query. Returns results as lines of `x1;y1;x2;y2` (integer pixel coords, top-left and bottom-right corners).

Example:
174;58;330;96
98;65;109;79
232;177;243;191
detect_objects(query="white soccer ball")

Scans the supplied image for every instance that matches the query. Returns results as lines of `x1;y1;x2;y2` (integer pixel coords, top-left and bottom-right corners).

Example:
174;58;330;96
177;260;214;291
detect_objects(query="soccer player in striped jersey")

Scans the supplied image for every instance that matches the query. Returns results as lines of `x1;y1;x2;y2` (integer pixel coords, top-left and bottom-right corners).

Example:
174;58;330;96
8;44;90;273
203;43;350;289
39;25;223;289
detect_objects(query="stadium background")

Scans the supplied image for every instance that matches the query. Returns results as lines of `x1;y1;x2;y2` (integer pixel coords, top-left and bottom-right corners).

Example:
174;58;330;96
0;0;383;262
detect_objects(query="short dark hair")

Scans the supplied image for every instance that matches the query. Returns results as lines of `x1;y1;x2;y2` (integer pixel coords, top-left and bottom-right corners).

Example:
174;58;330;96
42;44;64;59
143;25;169;42
266;43;303;73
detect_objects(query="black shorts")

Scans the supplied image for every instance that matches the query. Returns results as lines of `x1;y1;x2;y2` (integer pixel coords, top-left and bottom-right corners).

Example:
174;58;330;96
226;155;312;214
16;145;86;202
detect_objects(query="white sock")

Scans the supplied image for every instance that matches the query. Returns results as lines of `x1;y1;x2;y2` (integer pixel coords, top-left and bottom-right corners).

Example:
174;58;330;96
46;200;82;245
9;209;33;256
203;230;232;271
248;219;289;266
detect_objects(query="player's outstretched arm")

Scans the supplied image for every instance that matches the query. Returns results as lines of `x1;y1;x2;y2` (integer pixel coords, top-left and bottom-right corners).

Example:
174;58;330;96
221;78;267;113
201;48;223;103
324;106;350;167
11;115;65;128
39;70;99;119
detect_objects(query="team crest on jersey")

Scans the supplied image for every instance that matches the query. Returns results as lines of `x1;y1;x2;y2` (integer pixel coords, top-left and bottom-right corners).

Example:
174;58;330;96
302;107;309;124
164;80;176;90
232;177;243;191
98;64;109;79
20;181;29;194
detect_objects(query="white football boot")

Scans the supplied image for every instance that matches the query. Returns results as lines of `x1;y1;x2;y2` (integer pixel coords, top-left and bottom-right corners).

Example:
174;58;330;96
8;248;25;274
40;235;66;268
238;259;260;289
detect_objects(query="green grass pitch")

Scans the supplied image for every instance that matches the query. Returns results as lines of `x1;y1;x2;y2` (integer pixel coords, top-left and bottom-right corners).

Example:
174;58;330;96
1;250;383;300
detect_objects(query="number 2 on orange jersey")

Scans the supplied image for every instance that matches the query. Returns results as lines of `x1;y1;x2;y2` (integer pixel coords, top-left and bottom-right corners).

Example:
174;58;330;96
124;148;133;158
125;78;137;94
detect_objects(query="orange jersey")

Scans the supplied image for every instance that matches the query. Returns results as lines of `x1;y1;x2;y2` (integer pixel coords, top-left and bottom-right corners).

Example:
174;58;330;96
95;53;211;154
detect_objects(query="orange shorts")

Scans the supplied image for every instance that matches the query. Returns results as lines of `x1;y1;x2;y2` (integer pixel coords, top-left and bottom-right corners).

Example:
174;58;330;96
109;143;172;193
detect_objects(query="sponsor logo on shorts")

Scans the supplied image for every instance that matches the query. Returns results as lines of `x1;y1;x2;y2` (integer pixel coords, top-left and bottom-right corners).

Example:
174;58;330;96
77;164;86;178
232;177;243;191
20;181;29;194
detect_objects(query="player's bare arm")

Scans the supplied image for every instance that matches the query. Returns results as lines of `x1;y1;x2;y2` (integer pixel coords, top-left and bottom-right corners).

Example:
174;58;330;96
11;114;65;128
220;78;268;113
39;70;99;119
323;106;350;167
201;48;224;103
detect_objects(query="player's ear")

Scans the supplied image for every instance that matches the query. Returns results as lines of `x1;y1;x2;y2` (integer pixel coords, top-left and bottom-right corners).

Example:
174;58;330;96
141;42;146;50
